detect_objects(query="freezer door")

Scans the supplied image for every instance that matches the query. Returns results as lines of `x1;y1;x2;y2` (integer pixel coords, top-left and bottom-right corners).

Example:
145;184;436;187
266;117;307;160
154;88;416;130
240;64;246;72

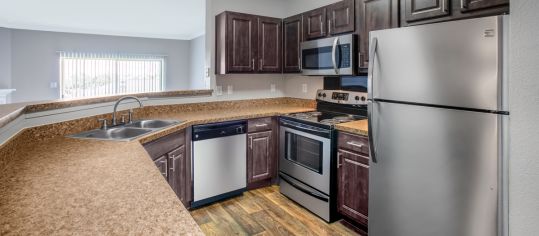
369;16;507;111
368;102;503;236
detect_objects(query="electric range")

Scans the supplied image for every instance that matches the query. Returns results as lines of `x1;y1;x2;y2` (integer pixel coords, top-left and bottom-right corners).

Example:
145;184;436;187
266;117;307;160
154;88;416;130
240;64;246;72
278;89;368;222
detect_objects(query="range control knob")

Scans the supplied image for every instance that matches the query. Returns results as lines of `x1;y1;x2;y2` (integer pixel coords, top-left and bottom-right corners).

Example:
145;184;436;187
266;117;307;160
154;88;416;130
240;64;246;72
322;93;327;98
318;93;323;97
355;96;360;101
361;96;366;101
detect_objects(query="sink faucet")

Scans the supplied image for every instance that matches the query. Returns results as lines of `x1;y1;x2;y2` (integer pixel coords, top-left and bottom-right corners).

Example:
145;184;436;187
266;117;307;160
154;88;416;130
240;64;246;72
112;96;143;126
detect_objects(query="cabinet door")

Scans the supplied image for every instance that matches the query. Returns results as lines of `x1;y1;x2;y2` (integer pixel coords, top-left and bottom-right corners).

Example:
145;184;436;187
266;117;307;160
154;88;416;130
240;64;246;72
226;12;258;73
154;155;168;180
283;14;303;73
258;16;282;73
337;150;369;226
168;145;186;203
328;0;355;35
460;0;509;12
303;7;327;40
247;131;274;184
359;0;399;68
404;0;450;22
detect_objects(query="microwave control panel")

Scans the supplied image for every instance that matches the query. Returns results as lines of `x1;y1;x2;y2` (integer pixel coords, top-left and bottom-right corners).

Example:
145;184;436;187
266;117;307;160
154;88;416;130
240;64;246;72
339;44;351;68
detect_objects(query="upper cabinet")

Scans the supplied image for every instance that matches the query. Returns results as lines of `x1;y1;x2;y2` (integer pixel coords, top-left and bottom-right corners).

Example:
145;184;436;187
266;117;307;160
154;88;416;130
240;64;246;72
357;0;399;69
401;0;509;26
303;7;328;40
283;14;303;73
215;12;282;74
327;0;356;35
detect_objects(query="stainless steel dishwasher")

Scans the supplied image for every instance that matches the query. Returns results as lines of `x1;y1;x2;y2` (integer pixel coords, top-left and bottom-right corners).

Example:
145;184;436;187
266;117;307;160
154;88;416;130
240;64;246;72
191;120;247;208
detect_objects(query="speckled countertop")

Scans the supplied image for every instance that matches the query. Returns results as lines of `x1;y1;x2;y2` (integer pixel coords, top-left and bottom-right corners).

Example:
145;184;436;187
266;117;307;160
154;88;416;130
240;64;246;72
0;102;315;235
335;120;369;136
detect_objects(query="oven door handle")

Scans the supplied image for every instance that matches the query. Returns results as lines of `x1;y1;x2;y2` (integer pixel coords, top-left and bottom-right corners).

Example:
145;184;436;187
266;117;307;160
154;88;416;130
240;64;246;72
331;36;339;75
279;174;329;202
281;121;330;135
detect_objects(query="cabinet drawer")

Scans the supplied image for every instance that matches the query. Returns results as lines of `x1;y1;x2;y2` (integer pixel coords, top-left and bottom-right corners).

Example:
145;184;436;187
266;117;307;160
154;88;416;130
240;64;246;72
143;130;185;160
248;117;273;133
338;132;369;155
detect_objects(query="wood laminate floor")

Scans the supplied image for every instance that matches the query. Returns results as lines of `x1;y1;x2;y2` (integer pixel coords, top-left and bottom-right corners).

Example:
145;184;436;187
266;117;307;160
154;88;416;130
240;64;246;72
190;186;362;236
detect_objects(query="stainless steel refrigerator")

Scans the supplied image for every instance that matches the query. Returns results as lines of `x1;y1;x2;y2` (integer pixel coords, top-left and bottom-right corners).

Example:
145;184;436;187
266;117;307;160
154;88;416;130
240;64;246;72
367;16;509;236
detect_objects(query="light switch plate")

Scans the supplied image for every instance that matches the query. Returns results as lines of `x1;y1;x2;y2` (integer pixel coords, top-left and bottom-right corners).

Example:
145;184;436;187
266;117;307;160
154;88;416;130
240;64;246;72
302;84;308;93
270;84;276;93
227;85;233;95
215;86;223;96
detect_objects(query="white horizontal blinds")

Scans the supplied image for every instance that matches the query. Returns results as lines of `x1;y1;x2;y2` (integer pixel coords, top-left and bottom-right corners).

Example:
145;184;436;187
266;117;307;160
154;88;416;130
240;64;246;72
59;52;165;99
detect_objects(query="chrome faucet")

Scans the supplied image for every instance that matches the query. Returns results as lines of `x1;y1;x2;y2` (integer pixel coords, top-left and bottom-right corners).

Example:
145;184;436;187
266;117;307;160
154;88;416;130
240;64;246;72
111;96;143;126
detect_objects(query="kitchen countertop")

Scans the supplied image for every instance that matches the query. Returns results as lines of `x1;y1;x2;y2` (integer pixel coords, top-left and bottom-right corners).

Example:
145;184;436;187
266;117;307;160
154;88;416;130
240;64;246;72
0;102;315;235
335;119;369;136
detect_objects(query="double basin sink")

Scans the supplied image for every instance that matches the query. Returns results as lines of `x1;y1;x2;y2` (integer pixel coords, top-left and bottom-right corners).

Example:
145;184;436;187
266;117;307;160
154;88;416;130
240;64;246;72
69;120;181;141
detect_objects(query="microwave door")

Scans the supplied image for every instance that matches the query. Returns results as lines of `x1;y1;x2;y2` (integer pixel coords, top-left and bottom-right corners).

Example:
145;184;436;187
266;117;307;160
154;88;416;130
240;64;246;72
301;35;355;76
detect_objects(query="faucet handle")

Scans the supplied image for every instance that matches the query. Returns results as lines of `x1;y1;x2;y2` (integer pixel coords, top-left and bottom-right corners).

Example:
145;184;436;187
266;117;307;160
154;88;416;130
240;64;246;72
97;118;108;130
128;109;134;124
120;114;129;124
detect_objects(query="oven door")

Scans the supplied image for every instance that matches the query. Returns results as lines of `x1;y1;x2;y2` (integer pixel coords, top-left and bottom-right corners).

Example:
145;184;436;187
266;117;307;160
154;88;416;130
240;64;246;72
301;34;355;76
279;124;331;194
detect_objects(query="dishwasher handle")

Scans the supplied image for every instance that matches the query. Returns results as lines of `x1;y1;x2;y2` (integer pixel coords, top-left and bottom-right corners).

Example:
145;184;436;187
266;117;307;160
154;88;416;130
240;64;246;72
192;120;247;141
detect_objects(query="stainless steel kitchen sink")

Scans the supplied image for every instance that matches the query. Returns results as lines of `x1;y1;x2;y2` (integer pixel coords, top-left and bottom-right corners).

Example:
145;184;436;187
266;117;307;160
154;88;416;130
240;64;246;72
124;120;179;129
69;119;181;141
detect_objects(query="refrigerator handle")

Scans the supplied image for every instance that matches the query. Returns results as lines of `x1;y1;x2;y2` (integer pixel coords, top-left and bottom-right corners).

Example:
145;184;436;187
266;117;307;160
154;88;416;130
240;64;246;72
331;36;339;74
368;37;378;101
368;100;378;163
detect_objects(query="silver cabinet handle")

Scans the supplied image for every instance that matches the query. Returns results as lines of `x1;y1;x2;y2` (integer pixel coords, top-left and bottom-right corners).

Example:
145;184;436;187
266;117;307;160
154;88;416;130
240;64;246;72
460;0;469;9
328;19;332;35
169;155;175;172
252;58;255;70
346;141;364;148
255;124;268;127
331;36;339;74
320;18;325;35
442;0;449;12
249;136;253;150
160;159;168;178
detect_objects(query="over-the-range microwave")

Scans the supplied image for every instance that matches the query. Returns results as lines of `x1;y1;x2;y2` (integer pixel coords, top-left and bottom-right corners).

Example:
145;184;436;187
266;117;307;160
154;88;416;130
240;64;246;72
301;34;357;76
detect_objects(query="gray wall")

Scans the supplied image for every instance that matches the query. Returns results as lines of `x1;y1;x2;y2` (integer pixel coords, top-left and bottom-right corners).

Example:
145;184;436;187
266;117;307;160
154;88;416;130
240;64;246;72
189;35;207;89
509;0;539;234
6;29;192;103
0;28;11;89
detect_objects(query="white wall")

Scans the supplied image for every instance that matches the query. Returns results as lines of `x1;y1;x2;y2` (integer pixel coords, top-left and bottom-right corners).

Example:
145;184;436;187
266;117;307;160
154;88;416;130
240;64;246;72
0;28;11;89
284;0;340;16
7;29;192;103
189;35;207;89
509;1;539;235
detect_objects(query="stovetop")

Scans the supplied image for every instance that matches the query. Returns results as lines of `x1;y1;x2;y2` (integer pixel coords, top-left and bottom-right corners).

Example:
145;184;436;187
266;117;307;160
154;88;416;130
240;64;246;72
281;89;368;128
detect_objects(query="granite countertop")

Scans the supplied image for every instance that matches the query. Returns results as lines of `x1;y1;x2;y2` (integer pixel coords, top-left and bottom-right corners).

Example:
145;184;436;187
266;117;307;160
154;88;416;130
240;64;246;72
0;103;315;235
335;120;369;136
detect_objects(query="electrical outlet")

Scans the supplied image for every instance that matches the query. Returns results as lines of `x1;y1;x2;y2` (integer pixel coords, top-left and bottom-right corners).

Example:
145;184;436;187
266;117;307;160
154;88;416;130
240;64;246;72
227;85;233;95
215;86;223;96
270;84;276;93
205;67;210;77
50;82;58;89
302;84;308;93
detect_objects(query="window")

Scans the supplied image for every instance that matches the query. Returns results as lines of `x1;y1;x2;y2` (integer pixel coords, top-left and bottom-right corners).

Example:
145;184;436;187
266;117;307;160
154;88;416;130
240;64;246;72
59;52;165;99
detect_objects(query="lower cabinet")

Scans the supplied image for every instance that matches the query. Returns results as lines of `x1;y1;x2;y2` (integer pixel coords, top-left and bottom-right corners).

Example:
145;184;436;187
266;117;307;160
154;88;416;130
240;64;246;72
247;117;277;189
144;130;192;208
337;132;370;228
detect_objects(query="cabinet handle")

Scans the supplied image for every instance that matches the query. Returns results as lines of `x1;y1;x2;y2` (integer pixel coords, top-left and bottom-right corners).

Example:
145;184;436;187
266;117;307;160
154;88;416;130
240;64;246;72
252;58;255;70
160;159;168;178
169;155;176;172
461;0;469;9
328;19;331;35
337;152;342;168
255;124;268;127
346;141;365;149
249;136;253;150
442;0;449;12
320;18;325;35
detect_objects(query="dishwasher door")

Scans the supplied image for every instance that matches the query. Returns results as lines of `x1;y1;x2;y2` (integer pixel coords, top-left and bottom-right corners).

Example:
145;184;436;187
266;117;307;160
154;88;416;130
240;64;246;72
192;133;246;207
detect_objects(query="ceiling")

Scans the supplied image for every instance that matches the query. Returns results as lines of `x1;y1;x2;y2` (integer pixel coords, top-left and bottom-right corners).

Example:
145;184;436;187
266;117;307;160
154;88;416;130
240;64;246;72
0;0;205;40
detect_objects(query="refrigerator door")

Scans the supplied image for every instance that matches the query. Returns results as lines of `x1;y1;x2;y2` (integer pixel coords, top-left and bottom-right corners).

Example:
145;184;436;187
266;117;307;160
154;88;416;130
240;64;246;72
369;16;507;112
368;101;504;236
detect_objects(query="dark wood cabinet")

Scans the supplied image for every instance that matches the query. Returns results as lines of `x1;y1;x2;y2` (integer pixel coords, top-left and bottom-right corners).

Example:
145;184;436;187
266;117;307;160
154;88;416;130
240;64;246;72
328;0;356;35
144;130;191;208
248;131;274;183
460;0;509;12
403;0;450;22
258;16;282;73
303;7;328;40
283;14;303;73
216;11;283;74
247;118;277;189
337;132;370;227
401;0;509;26
358;0;400;69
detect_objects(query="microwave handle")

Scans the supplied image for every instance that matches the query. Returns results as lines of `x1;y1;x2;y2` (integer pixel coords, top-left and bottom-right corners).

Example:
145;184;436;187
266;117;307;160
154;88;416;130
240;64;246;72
331;36;339;74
